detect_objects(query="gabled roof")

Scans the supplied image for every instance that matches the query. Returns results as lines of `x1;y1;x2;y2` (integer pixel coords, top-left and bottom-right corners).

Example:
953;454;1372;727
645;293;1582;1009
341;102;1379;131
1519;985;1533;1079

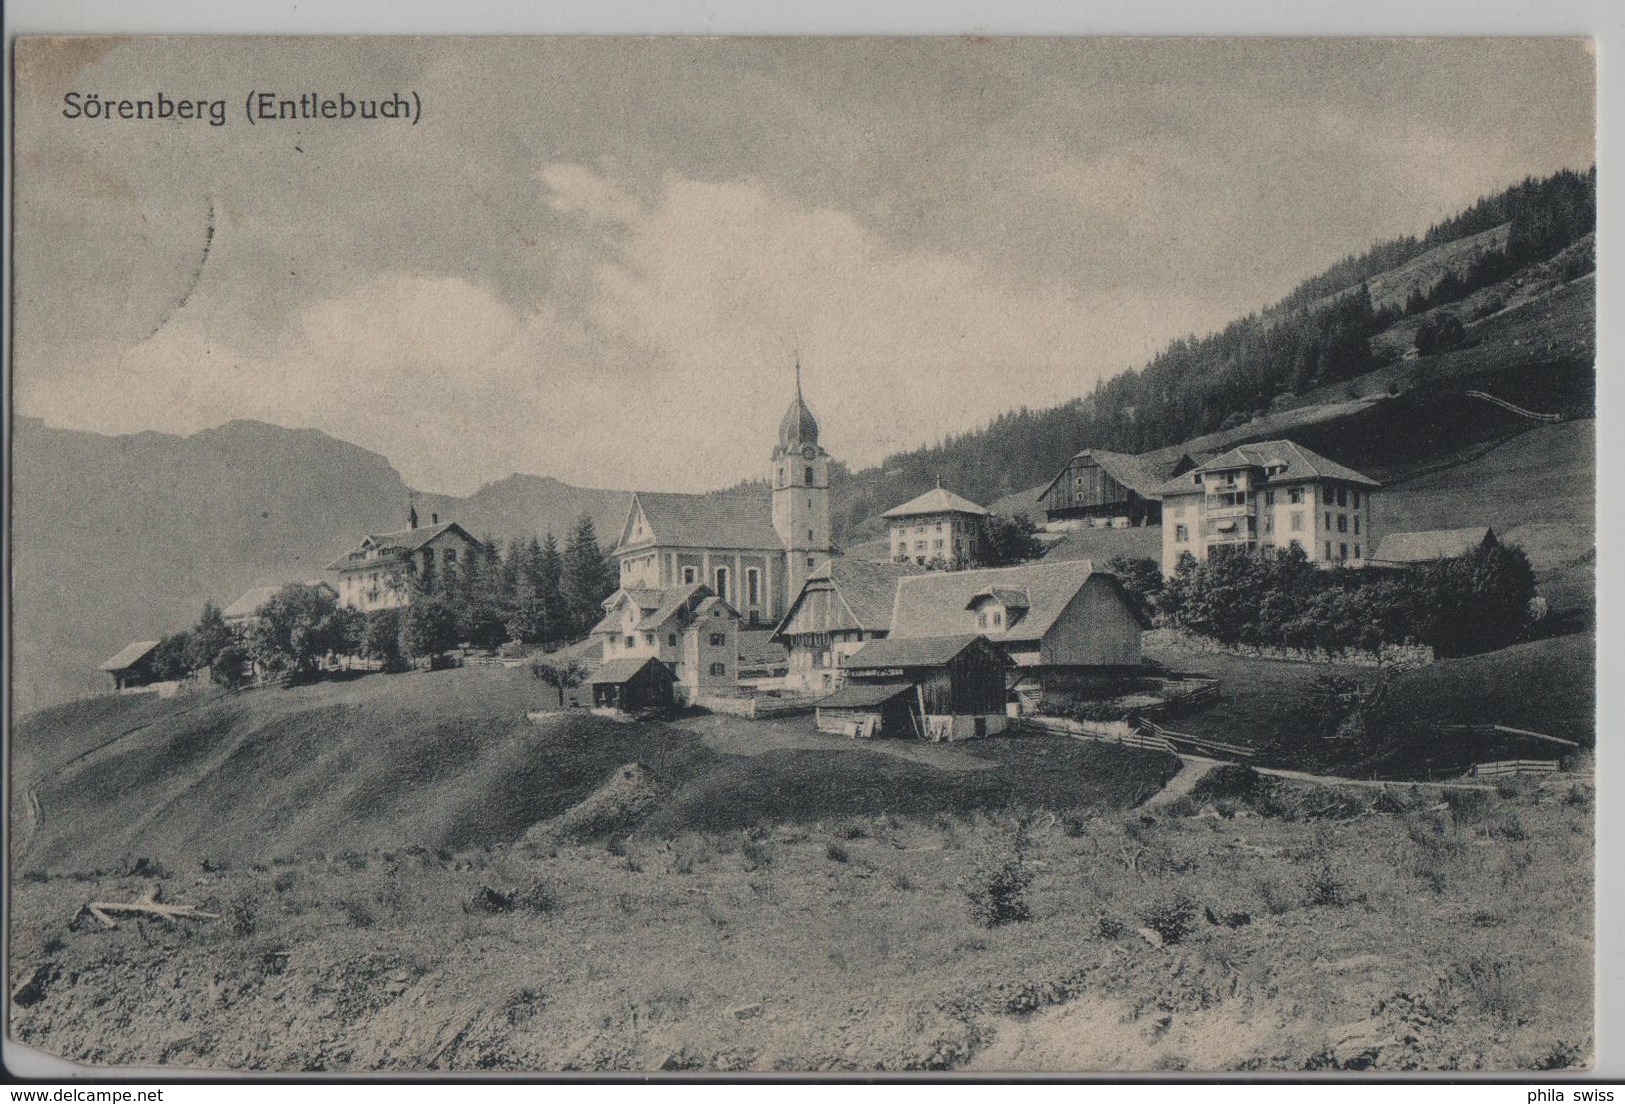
1036;449;1171;502
773;558;931;642
846;633;997;669
1154;439;1380;496
882;486;989;519
889;558;1146;640
591;585;738;635
588;588;666;636
588;656;672;686
816;680;916;709
101;640;161;671
1372;527;1496;564
223;581;336;620
327;522;480;570
616;490;782;553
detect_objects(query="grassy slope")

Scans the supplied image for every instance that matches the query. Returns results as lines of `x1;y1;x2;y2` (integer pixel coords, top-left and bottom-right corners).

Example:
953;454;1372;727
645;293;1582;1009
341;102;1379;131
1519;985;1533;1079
1143;633;1594;776
9;780;1591;1071
12;665;1176;877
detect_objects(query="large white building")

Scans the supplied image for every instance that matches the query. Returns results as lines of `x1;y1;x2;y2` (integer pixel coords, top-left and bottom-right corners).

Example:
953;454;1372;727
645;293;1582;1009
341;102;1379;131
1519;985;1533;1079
1154;440;1381;576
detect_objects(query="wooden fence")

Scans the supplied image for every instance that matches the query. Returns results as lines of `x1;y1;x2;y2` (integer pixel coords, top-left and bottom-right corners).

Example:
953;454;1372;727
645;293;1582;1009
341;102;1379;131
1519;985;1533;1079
1464;390;1565;424
1137;718;1257;760
1135;679;1220;720
1025;716;1176;755
1470;759;1559;779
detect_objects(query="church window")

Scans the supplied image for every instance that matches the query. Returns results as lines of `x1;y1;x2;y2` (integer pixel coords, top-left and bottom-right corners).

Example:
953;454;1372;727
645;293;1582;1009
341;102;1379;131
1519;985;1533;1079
715;567;730;599
777;466;785;488
746;569;760;606
805;466;814;484
993;612;1004;628
682;566;697;585
808;528;814;541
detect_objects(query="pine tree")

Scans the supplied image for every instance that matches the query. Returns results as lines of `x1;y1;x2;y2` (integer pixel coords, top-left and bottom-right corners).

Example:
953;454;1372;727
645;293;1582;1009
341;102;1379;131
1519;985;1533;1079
563;515;615;638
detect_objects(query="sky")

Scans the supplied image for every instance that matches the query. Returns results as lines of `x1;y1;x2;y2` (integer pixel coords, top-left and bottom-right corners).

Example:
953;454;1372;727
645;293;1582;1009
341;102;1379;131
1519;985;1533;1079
12;37;1595;494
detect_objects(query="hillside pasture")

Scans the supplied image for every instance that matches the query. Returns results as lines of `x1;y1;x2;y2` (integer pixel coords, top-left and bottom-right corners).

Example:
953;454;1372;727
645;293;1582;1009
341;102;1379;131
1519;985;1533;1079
12;665;1176;878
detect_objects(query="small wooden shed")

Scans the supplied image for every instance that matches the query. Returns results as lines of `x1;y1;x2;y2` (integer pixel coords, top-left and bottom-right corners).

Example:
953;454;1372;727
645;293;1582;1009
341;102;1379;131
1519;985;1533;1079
814;680;917;739
838;633;1011;741
100;640;163;692
589;656;675;714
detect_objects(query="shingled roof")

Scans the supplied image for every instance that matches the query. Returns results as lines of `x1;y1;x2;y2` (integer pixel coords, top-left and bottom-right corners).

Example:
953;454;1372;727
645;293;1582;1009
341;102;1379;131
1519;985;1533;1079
844;633;996;669
1036;449;1171;503
816;680;916;709
889;558;1146;640
1372;527;1497;564
100;640;161;671
882;486;989;519
588;656;671;686
618;490;783;552
1154;439;1379;496
326;522;479;570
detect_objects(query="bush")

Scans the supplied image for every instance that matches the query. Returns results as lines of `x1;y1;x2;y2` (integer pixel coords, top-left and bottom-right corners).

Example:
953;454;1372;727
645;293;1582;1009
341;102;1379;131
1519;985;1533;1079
1413;311;1466;355
961;819;1034;928
211;645;252;689
825;841;851;864
1138;894;1197;945
1304;862;1350;907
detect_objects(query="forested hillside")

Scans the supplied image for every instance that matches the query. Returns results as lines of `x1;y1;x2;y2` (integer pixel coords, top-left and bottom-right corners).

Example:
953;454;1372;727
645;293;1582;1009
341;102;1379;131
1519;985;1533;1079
833;167;1594;537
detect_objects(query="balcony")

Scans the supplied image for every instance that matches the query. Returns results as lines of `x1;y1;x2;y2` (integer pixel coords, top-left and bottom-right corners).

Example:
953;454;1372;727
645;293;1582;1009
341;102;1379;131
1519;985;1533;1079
1203;502;1255;520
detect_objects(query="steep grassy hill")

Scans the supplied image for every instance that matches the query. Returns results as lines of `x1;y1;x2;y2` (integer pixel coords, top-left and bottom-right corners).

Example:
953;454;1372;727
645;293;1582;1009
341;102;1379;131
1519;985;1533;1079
11;666;1176;877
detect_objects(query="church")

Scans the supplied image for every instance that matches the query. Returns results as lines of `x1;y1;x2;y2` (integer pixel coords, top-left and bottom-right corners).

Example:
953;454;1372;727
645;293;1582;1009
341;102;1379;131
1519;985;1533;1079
610;367;836;627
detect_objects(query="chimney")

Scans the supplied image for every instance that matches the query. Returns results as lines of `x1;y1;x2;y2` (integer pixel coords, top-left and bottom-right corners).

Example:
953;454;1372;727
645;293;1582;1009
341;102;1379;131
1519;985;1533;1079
409;503;419;529
431;513;439;526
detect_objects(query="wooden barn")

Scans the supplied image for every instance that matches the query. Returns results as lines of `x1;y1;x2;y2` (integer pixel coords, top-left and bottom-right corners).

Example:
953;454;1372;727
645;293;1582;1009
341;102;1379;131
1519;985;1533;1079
588;656;675;714
820;633;1011;741
1036;449;1202;528
99;640;163;692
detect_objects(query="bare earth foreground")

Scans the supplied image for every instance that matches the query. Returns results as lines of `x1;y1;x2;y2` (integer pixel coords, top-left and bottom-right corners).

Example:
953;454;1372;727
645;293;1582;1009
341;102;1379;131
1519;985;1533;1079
9;668;1593;1072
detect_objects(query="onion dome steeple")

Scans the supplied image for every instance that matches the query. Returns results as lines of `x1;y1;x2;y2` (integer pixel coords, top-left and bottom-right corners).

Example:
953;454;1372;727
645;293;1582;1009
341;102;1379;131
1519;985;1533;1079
776;358;821;455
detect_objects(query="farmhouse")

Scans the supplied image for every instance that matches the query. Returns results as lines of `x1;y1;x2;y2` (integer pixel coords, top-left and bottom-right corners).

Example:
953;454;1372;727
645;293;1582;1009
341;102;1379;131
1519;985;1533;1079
1155;439;1381;576
882;484;988;566
327;508;484;612
612;367;836;626
887;559;1146;712
1036;449;1209;530
772;558;929;695
223;581;338;633
99;640;163;692
816;633;1010;741
1370;526;1498;567
589;583;741;704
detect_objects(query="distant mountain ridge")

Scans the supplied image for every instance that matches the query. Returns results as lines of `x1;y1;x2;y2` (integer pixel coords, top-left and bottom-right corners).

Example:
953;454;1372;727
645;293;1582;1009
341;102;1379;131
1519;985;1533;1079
10;417;633;712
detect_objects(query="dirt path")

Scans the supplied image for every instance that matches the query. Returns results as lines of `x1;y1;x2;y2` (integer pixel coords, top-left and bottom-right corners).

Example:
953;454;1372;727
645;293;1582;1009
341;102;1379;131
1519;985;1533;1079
1139;755;1223;810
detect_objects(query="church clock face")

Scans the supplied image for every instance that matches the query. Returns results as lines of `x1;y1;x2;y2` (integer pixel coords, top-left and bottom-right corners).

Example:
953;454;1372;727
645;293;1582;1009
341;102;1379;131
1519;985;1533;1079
801;445;818;461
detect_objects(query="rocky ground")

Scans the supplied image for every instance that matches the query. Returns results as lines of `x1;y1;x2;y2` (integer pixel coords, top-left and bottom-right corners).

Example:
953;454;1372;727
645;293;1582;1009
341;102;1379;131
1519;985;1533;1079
10;769;1593;1074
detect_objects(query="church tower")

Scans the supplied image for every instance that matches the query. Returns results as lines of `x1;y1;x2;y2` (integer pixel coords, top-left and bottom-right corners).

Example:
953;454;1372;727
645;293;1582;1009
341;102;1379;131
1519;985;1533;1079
771;360;834;602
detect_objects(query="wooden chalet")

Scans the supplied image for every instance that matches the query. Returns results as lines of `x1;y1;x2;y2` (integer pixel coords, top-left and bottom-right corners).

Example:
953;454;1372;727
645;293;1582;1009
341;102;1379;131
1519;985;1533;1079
99;640;163;692
772;557;929;695
819;633;1010;742
1036;449;1205;528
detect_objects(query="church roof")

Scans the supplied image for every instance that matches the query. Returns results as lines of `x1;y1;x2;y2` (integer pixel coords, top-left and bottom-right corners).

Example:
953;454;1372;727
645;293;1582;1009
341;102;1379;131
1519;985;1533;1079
776;363;820;453
620;490;783;552
881;486;989;519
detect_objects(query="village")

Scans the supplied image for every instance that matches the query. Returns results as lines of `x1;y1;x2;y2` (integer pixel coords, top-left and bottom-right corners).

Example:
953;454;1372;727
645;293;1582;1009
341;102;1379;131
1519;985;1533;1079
91;367;1555;780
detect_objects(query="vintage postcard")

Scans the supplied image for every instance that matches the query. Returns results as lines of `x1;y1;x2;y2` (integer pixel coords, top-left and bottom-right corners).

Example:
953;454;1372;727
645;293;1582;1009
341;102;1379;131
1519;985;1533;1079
7;36;1596;1074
